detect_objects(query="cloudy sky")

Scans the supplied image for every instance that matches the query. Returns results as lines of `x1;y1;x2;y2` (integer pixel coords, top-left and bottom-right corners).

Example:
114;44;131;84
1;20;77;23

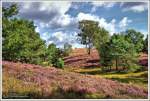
3;1;148;48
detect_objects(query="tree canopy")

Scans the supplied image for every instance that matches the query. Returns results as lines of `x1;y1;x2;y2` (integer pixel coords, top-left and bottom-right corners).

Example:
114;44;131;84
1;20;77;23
124;29;144;53
78;20;109;54
100;33;139;72
3;4;46;65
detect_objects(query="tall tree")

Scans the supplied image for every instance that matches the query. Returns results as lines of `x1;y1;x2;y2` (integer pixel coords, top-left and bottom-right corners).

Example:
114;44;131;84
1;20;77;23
78;20;99;55
143;35;148;53
93;27;110;53
2;4;46;64
124;29;144;52
78;20;109;55
100;34;138;72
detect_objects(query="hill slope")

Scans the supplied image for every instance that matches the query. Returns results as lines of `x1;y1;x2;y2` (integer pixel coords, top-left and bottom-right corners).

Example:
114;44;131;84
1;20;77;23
3;61;147;99
64;48;100;68
64;48;148;68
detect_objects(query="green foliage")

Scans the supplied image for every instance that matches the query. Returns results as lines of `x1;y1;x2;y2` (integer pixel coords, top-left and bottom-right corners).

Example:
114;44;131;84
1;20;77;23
100;42;113;71
2;4;66;68
124;29;144;53
63;43;72;56
2;4;18;18
127;64;141;72
45;44;64;68
2;4;46;65
78;20;99;54
55;58;64;69
46;43;57;64
100;33;139;72
143;35;148;53
93;27;110;51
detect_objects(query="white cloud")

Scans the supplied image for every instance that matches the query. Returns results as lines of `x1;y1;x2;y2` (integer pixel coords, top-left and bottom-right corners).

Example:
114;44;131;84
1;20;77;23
49;14;77;29
52;31;65;42
35;27;40;33
47;31;78;47
40;32;49;40
119;17;132;30
20;2;71;17
71;43;86;49
92;1;115;8
91;1;116;12
15;2;141;48
122;2;148;13
40;1;71;15
72;4;79;10
77;12;99;21
19;2;73;29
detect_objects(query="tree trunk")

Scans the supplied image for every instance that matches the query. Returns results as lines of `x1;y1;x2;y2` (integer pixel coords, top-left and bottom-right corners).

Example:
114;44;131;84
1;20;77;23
87;38;91;55
88;45;91;55
116;58;118;71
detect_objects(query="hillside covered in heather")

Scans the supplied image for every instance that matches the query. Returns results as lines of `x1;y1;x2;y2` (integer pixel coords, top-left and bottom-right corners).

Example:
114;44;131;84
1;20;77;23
2;61;148;99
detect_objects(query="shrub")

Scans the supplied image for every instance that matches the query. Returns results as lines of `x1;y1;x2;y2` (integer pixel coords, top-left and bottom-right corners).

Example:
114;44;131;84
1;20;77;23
55;58;64;69
127;64;141;72
63;43;72;56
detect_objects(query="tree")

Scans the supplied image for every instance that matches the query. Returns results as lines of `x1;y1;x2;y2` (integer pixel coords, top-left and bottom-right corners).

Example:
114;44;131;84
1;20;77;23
100;42;113;71
93;27;110;53
2;4;46;65
78;20;100;55
55;58;64;69
46;43;58;65
63;43;72;56
143;35;148;53
100;34;138;72
46;43;64;68
2;4;18;18
2;4;18;38
124;29;144;52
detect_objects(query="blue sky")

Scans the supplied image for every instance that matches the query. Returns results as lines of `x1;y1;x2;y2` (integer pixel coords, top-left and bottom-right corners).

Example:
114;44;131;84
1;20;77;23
3;1;148;48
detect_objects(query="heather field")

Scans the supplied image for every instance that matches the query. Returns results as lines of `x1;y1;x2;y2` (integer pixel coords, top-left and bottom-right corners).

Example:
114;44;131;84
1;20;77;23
2;61;148;99
2;1;148;100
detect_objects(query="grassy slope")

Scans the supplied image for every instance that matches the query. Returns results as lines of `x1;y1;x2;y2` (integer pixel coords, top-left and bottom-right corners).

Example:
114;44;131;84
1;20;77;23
2;61;148;99
65;67;148;90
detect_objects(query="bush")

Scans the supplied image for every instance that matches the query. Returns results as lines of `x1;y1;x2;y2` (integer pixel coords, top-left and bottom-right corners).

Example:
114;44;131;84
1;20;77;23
55;58;64;69
63;43;72;56
127;64;141;72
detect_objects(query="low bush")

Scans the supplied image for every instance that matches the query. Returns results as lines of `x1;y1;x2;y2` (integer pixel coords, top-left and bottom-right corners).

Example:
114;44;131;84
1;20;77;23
55;58;64;69
127;64;141;72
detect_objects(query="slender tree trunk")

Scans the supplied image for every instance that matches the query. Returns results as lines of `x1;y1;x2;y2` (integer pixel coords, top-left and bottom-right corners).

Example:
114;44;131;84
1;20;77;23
116;58;118;71
88;45;91;55
87;38;91;55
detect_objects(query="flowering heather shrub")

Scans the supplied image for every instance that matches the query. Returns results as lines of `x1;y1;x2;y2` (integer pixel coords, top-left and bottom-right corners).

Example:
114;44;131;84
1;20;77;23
2;61;148;99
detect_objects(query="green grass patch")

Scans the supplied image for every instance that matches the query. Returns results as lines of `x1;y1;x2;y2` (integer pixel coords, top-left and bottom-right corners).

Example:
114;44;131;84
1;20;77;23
64;67;148;90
